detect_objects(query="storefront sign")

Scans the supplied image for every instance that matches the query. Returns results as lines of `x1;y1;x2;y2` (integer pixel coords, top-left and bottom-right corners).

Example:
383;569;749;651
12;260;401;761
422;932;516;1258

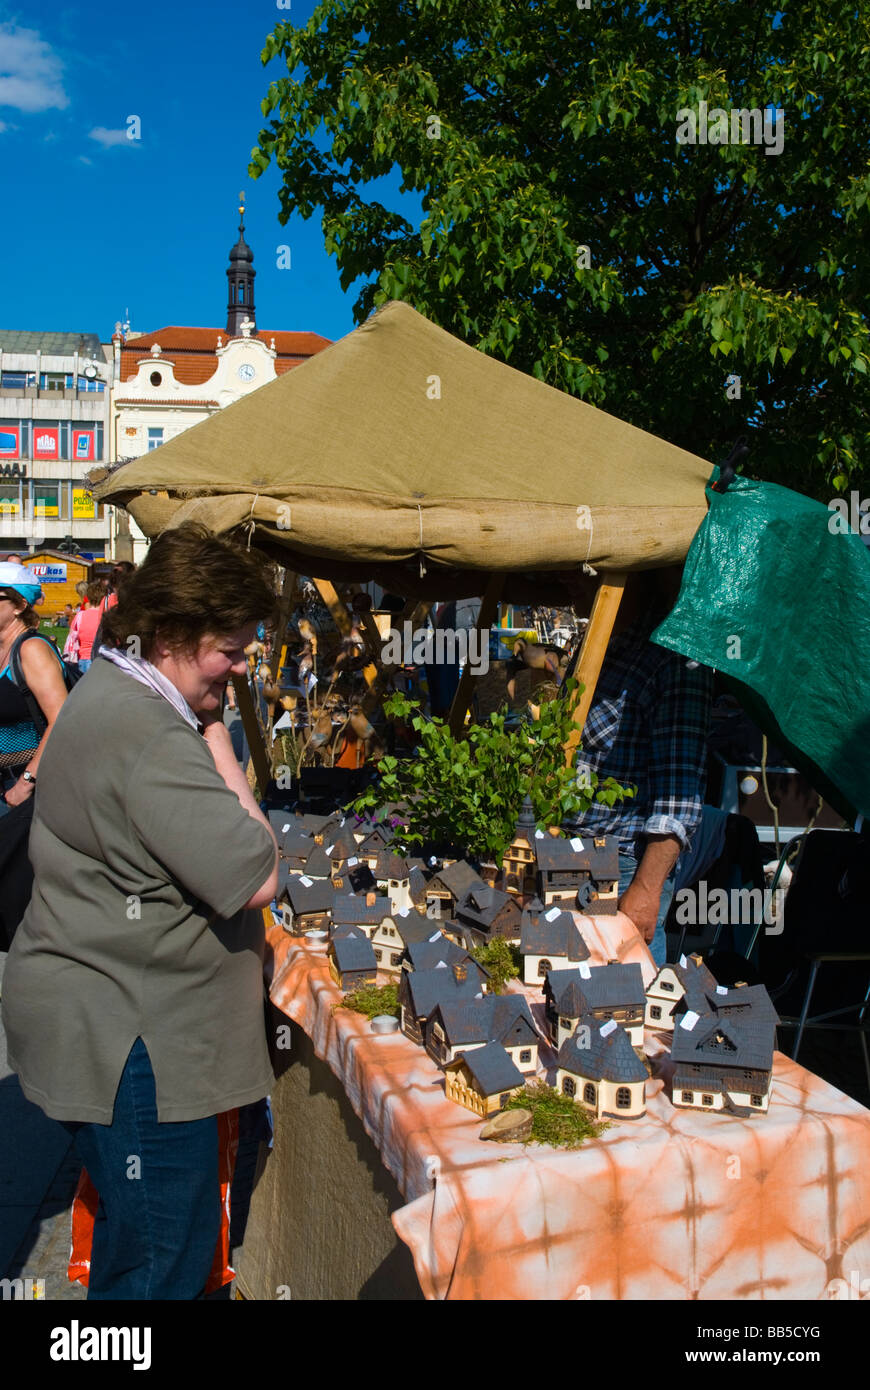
30;563;68;583
33;427;59;459
72;489;95;519
72;430;94;461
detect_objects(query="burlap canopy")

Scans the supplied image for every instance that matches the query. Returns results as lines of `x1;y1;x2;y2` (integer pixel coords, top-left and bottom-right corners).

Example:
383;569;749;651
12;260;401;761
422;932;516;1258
92;301;712;598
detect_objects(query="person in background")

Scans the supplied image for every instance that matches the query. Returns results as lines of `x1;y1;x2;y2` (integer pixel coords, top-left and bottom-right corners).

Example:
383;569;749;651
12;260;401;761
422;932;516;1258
2;523;279;1300
563;567;714;967
65;581;106;673
0;563;69;811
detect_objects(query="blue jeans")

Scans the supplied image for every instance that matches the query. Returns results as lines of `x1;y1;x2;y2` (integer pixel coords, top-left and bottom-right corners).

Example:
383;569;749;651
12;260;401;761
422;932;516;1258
78;658;92;673
618;848;675;968
60;1037;220;1300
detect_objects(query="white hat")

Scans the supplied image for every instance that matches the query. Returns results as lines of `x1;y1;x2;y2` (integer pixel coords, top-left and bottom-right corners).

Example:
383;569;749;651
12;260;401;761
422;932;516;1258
0;562;42;604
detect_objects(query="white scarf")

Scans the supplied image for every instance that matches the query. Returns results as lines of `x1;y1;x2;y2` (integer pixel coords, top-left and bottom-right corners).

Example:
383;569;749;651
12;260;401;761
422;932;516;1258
99;648;200;732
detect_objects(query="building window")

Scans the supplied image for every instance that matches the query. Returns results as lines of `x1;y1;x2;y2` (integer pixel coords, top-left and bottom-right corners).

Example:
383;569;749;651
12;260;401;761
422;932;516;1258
1;371;35;389
40;372;70;391
650;1005;662;1020
76;375;105;393
584;1083;596;1104
32;482;59;517
616;1087;632;1108
390;952;402;966
238;283;245;303
499;1092;511;1108
519;1049;531;1064
560;1017;572;1030
147;428;163;451
538;958;551;977
562;1076;576;1098
681;1091;693;1103
373;948;382;961
702;1094;714;1106
751;1094;764;1107
661;980;674;992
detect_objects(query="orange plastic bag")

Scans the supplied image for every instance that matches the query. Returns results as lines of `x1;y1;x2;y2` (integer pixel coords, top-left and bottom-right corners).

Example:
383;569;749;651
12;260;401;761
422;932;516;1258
68;1108;239;1295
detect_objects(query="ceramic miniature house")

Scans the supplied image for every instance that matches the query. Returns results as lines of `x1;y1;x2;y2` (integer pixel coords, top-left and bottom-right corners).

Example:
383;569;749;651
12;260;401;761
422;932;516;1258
280;874;339;934
425;861;488;919
645;953;719;1030
444;1042;526;1117
669;982;779;1117
400;933;480;975
556;1015;647;1120
520;903;590;984
453;885;524;947
397;960;488;1044
500;797;619;911
372;907;433;972
424;994;539;1074
545;961;646;1053
327;927;379;991
501;797;539;896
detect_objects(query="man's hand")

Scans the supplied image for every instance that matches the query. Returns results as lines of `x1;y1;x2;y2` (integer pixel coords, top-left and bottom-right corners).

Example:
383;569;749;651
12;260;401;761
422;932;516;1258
618;881;660;943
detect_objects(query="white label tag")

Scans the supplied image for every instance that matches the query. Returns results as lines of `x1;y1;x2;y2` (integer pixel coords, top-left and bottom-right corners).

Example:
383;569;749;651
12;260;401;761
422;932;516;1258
535;829;545;839
600;1019;617;1037
579;961;592;979
680;1010;699;1031
545;906;562;922
347;857;358;866
282;823;291;833
325;844;335;855
435;960;447;969
679;953;688;968
397;906;410;917
299;875;313;887
716;985;728;995
570;836;584;852
428;932;442;943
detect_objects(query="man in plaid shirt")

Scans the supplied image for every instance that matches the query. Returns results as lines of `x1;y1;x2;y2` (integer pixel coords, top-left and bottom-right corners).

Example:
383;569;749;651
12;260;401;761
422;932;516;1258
566;572;714;966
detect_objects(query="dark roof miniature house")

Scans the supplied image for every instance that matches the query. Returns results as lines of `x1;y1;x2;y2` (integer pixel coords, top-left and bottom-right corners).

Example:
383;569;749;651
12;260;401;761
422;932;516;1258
425;860;488;916
545;961;646;1053
454;884;523;946
500;798;619;911
556;1015;647;1119
398;960;488;1044
444;1042;526;1117
645;952;719;1030
327;927;379;991
425;993;539;1073
520;905;590;984
300;842;334;879
331;892;393;930
348;861;376;894
402;934;477;974
669;982;779;1117
280;875;339;934
501;796;540;896
407;864;429;908
368;907;434;972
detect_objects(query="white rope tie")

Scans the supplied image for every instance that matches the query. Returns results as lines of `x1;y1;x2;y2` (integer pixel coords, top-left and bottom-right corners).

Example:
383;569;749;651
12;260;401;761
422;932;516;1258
582;509;597;576
417;503;427;578
243;493;259;550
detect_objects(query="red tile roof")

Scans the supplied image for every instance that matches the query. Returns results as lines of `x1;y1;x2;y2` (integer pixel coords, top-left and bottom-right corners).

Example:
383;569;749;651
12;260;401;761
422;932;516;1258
119;325;332;386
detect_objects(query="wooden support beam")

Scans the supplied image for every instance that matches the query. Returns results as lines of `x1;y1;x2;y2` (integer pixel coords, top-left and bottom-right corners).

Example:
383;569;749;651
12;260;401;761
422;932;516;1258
231;671;272;796
447;573;505;737
310;577;381;686
360;599;433;716
563;572;627;768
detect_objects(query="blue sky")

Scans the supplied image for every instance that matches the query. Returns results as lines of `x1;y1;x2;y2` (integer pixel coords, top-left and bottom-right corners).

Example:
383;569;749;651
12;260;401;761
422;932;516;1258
0;0;382;346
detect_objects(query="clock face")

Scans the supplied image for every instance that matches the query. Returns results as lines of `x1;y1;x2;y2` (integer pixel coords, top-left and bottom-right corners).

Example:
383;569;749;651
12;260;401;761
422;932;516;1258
237;363;255;382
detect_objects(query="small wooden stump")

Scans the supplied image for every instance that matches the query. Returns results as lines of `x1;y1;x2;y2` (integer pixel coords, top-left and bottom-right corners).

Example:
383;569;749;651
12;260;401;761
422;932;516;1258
480;1109;533;1142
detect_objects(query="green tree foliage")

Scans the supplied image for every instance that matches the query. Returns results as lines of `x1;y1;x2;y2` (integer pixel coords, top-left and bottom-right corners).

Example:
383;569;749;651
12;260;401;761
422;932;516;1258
348;686;630;861
252;0;870;497
469;938;521;994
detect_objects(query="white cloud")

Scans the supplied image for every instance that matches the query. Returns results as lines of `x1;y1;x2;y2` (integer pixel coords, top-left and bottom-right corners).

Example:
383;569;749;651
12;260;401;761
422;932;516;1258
78;154;92;165
0;21;68;113
89;125;138;148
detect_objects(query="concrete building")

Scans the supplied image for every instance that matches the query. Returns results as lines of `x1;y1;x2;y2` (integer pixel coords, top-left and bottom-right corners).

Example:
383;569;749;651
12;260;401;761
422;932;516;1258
109;203;332;561
0;330;114;558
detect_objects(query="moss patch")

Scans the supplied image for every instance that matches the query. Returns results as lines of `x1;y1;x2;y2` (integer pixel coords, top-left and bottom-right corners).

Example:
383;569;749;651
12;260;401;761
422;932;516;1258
505;1080;609;1149
334;981;400;1020
470;939;521;994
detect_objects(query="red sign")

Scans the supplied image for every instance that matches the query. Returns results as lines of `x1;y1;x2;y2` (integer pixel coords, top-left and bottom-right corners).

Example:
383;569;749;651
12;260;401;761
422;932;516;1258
0;425;19;456
72;430;94;462
33;426;59;459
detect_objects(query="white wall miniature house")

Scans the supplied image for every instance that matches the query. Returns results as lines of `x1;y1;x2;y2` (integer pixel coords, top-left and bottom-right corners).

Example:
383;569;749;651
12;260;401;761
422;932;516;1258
555;1016;647;1120
444;1042;526;1117
645;953;719;1030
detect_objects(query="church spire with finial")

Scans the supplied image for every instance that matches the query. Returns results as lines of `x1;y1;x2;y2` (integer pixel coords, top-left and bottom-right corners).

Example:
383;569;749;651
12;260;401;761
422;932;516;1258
226;191;257;337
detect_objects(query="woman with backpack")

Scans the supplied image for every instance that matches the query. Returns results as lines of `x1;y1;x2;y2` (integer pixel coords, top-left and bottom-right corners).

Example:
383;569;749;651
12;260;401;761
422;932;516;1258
0;562;69;948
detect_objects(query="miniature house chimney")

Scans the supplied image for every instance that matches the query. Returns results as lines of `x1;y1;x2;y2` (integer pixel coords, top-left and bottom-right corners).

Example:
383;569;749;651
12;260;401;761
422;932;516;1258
734;980;748;989
689;953;704;966
607;958;619;966
453;963;467;983
366;891;376;906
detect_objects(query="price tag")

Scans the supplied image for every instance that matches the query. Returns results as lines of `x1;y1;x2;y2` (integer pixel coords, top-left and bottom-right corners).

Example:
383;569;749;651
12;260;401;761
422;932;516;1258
347;857;358;866
599;1019;617;1037
325;844;335;855
716;985;728;995
545;906;562;921
282;823;291;833
680;1010;699;1031
570;836;584;852
679;953;688;968
299;875;313;887
397;906;410;917
579;961;592;979
428;932;442;943
535;829;545;839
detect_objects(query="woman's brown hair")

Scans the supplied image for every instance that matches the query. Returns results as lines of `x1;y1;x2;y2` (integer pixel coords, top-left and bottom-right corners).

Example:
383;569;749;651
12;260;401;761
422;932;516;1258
101;522;278;658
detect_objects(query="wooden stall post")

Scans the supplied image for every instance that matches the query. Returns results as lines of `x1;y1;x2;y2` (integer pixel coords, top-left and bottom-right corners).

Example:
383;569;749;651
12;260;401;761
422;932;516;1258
563;571;627;768
311;578;380;687
447;573;505;737
360;599;433;716
231;672;272;796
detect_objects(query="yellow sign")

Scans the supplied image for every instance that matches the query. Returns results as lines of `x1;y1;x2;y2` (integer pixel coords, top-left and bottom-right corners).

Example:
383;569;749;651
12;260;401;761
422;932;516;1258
34;502;59;517
0;498;20;514
72;489;94;519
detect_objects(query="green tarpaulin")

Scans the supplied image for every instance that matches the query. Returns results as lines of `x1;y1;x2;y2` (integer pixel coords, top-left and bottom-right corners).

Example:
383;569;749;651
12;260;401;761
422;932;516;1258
652;473;870;825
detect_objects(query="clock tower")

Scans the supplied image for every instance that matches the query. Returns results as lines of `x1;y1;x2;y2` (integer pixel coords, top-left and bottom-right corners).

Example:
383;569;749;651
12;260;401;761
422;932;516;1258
226;194;257;337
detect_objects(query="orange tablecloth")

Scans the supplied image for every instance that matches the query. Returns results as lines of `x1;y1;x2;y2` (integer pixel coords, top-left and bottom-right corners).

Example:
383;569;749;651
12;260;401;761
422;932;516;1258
265;911;870;1301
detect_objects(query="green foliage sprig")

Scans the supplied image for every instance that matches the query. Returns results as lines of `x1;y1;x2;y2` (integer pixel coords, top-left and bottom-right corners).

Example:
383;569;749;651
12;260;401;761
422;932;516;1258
334;981;400;1020
349;683;631;863
470;939;521;995
506;1080;610;1149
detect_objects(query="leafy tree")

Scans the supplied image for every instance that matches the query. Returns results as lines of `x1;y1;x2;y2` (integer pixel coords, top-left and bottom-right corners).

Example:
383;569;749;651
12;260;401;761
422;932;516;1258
251;0;870;497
